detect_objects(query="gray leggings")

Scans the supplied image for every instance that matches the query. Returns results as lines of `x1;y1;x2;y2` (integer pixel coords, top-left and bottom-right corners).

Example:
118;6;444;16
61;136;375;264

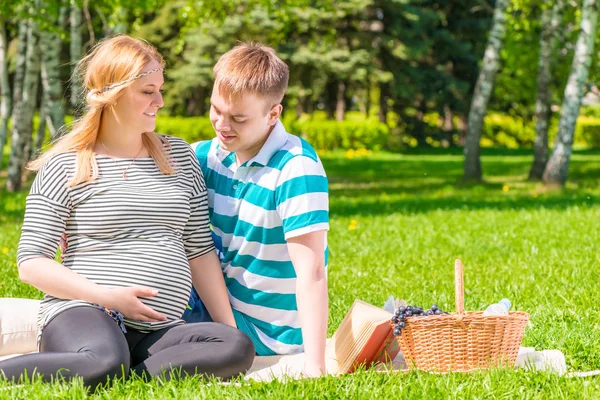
0;306;255;389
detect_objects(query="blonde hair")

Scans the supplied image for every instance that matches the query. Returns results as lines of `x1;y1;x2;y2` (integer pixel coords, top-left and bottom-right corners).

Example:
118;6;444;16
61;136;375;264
213;42;289;107
29;35;174;186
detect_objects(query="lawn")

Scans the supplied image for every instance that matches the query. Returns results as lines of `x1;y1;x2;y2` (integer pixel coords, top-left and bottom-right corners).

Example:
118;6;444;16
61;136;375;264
1;148;599;398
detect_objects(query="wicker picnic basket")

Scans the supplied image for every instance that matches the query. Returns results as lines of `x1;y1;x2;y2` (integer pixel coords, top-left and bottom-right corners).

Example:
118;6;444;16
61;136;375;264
393;259;529;372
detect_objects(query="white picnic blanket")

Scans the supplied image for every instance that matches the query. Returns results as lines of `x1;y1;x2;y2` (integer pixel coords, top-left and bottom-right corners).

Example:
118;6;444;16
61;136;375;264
3;298;593;381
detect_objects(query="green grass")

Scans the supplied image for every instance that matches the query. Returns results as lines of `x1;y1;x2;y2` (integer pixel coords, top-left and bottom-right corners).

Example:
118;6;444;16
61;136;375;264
1;149;600;399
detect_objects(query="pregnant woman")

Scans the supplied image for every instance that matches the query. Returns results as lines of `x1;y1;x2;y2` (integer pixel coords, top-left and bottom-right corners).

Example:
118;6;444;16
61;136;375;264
0;35;254;390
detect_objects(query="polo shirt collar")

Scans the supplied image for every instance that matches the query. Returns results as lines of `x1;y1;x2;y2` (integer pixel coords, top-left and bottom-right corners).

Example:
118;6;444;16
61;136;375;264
248;120;287;167
215;119;287;168
215;144;236;168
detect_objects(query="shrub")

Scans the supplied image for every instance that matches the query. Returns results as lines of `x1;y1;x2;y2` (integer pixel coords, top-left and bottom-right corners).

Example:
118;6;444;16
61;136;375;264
482;114;535;148
155;116;215;143
579;105;600;118
575;116;600;148
292;119;389;151
154;115;389;151
147;112;600;151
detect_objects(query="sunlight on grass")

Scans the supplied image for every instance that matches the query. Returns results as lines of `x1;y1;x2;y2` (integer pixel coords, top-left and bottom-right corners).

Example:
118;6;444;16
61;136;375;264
1;149;599;398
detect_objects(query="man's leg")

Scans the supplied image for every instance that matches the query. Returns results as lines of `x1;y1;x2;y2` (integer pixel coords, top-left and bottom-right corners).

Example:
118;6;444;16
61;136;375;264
181;287;214;323
182;230;222;323
129;322;255;380
0;307;130;390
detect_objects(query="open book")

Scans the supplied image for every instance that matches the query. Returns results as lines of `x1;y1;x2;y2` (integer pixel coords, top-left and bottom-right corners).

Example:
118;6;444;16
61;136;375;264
325;299;401;374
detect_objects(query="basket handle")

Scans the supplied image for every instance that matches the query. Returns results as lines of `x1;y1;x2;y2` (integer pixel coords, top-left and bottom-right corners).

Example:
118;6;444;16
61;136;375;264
454;259;465;315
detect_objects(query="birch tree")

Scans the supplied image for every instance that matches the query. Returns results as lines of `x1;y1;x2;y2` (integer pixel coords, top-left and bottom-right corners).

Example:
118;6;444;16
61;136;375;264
529;1;565;181
0;19;11;168
543;0;599;185
40;5;67;138
463;0;509;182
11;20;28;128
33;98;47;158
70;0;83;110
7;18;41;192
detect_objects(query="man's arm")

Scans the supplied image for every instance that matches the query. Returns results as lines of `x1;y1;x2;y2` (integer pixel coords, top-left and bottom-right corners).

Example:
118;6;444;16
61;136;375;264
287;230;328;376
189;250;236;328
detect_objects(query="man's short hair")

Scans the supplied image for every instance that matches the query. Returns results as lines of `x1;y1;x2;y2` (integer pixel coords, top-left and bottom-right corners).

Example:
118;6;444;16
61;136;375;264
213;42;289;107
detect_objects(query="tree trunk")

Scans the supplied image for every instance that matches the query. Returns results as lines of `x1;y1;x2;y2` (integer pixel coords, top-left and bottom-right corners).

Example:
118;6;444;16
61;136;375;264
11;21;28;125
0;19;11;169
365;84;371;119
33;98;47;160
441;104;454;147
325;79;336;119
70;1;83;111
379;82;389;124
295;96;304;118
414;99;427;146
305;96;313;114
364;71;371;119
529;1;565;181
7;19;41;192
463;0;509;182
543;0;598;186
186;86;206;116
41;7;67;139
336;81;346;121
457;114;467;146
197;86;207;115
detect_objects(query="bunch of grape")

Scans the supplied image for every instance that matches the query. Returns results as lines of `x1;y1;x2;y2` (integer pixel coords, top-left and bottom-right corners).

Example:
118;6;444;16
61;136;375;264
391;304;449;337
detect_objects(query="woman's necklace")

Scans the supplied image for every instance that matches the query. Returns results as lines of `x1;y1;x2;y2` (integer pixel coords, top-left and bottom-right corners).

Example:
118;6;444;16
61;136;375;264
100;141;144;180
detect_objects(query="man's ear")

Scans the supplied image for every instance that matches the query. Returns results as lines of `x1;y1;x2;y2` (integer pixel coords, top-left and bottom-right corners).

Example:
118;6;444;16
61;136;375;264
268;104;283;126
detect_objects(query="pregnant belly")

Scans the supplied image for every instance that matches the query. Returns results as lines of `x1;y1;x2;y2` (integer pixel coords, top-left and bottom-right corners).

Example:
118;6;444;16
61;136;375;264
68;253;192;321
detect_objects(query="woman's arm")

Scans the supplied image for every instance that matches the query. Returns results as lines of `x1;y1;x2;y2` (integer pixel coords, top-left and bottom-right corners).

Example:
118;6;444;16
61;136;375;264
19;257;167;322
189;251;236;327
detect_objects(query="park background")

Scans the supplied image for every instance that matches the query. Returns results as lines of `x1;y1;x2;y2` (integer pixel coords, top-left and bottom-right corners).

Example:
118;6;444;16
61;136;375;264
0;0;599;398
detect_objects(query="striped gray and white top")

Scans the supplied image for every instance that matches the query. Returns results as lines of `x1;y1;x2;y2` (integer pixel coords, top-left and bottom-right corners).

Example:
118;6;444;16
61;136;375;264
16;136;214;341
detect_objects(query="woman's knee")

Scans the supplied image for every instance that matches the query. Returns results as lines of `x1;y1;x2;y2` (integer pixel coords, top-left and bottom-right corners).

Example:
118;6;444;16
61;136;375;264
83;339;130;388
82;349;129;389
100;348;130;377
222;327;255;373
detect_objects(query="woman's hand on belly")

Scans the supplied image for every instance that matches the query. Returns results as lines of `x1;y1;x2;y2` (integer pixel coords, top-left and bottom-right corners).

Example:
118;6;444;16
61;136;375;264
101;286;168;322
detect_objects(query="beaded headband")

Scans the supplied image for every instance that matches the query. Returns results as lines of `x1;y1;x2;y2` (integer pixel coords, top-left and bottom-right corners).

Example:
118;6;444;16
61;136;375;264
97;67;164;94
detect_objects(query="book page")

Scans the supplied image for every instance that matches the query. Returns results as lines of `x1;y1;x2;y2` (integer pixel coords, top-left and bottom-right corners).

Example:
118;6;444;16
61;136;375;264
326;300;393;374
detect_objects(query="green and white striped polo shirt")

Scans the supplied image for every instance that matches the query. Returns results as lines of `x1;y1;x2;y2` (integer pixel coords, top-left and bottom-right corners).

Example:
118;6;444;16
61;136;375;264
192;120;329;356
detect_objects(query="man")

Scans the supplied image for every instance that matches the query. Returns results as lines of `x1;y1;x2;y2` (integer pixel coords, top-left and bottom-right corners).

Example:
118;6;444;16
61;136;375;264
183;42;329;376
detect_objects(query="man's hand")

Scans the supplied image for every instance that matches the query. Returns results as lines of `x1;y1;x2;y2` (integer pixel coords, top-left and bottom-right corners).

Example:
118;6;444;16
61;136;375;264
101;286;168;322
302;362;327;378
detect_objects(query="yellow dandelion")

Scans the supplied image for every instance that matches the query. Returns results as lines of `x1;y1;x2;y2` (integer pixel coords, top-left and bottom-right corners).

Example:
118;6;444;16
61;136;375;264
532;192;539;198
502;185;510;192
2;247;8;254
